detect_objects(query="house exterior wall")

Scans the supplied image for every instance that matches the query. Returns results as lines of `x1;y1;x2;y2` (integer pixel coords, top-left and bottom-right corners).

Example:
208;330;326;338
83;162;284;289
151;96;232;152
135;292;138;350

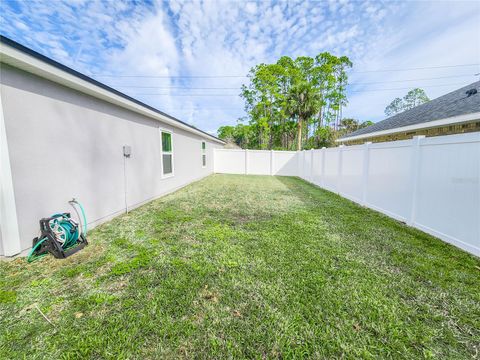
0;64;222;255
341;121;480;145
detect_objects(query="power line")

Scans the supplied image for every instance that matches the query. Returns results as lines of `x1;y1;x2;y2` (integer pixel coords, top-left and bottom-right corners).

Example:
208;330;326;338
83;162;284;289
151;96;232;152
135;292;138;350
108;73;477;89
95;74;246;78
130;82;470;96
349;82;468;92
138;94;239;96
349;74;477;86
117;86;242;89
134;99;401;111
91;63;480;78
351;63;480;73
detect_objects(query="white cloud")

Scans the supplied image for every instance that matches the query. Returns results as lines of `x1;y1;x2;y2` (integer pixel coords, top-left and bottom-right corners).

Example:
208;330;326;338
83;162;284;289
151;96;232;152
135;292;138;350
343;1;480;121
245;2;258;15
1;0;479;131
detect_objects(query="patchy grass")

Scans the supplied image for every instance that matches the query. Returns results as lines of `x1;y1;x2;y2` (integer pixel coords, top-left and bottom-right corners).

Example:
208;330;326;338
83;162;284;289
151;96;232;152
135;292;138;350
0;174;479;359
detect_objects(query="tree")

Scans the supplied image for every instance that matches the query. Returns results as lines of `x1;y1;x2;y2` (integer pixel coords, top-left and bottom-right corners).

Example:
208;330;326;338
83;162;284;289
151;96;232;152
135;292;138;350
217;125;235;143
404;88;430;108
286;81;321;150
232;124;252;148
238;53;352;150
336;118;373;141
338;118;373;133
361;120;374;128
217;123;253;148
384;98;403;117
384;88;430;116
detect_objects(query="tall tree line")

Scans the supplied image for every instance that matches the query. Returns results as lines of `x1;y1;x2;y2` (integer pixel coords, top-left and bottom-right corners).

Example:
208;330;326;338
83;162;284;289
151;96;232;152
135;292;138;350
218;118;373;149
218;53;356;150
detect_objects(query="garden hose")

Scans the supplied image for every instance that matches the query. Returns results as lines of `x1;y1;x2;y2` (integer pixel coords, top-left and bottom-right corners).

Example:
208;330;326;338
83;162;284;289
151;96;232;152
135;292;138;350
26;238;48;263
71;199;87;236
26;200;87;263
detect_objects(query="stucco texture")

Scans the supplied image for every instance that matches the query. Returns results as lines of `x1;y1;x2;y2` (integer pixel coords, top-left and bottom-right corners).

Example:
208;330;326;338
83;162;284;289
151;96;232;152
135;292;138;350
1;65;222;254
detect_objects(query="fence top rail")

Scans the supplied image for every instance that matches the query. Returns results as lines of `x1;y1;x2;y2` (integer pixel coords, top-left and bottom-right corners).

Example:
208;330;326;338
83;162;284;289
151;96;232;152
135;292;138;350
215;149;245;152
420;132;480;146
272;150;298;154
325;147;341;152
248;150;274;154
369;140;413;149
215;149;298;154
341;145;365;152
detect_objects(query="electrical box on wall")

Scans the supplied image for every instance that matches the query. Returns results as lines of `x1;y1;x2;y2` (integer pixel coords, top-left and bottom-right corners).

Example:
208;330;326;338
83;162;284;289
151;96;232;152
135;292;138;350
123;145;131;158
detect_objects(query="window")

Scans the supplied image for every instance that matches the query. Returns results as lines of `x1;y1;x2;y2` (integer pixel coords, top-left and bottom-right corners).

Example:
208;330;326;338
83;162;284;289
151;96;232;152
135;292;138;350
161;131;173;177
201;141;206;167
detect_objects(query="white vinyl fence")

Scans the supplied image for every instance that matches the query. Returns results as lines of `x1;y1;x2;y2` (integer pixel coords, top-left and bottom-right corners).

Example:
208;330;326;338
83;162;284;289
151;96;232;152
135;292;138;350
214;132;480;256
215;149;298;176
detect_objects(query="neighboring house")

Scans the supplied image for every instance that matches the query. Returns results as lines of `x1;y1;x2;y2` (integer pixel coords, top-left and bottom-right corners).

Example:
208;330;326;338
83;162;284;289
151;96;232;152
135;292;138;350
338;81;480;144
0;36;225;256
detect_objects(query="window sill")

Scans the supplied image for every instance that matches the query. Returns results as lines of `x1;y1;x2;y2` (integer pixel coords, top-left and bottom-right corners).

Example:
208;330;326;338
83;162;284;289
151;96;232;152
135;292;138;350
161;173;174;179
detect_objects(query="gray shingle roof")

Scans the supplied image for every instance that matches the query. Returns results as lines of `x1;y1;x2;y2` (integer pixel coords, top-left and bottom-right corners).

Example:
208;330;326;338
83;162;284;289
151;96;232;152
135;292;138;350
341;81;480;139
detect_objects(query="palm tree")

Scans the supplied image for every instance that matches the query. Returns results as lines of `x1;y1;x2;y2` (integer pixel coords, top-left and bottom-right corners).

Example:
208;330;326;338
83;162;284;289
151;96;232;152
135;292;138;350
287;81;321;150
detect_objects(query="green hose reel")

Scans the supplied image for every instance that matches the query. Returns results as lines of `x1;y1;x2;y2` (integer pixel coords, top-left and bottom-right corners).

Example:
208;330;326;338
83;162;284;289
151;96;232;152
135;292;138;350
27;199;88;262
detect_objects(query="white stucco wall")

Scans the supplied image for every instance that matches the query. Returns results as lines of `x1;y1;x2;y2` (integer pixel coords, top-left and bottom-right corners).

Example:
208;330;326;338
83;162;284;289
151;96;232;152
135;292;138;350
0;65;223;255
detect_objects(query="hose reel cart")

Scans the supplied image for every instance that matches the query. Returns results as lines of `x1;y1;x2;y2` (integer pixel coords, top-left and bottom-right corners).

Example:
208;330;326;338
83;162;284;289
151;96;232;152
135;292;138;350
27;199;88;262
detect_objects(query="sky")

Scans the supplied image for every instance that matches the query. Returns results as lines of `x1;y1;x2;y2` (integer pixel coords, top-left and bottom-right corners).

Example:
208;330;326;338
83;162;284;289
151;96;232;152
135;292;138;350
1;0;479;135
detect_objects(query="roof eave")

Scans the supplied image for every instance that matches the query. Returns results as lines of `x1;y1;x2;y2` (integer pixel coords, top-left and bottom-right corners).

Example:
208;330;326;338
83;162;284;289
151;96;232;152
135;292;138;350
0;37;225;145
336;111;480;142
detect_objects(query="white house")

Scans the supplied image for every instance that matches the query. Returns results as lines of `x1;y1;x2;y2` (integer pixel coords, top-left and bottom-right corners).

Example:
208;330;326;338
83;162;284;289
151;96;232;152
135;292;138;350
0;36;224;256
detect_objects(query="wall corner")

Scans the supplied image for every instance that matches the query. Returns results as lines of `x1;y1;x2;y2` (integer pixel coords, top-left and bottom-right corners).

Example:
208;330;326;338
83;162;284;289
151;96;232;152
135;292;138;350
0;94;21;256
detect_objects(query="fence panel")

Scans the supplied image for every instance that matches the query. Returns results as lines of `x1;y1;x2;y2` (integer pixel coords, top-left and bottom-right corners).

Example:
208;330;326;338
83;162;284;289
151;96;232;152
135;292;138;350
365;141;413;221
303;150;312;181
311;149;324;186
340;145;364;203
214;149;245;174
273;151;298;176
323;149;340;192
248;151;271;175
413;133;480;254
297;151;305;179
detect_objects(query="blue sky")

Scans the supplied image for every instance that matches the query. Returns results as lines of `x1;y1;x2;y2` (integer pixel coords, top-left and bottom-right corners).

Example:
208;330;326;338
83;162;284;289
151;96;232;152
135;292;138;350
1;0;479;135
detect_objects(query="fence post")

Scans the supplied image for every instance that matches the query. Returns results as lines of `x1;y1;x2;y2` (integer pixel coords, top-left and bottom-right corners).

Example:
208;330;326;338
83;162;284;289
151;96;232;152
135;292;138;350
270;150;274;176
408;136;425;226
337;145;345;194
361;142;372;206
245;149;249;175
310;149;314;183
296;151;301;177
321;147;326;188
302;150;306;179
298;150;303;178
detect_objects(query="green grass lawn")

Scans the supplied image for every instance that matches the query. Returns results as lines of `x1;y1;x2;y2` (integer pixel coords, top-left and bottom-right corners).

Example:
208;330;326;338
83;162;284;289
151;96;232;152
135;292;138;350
1;175;479;359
